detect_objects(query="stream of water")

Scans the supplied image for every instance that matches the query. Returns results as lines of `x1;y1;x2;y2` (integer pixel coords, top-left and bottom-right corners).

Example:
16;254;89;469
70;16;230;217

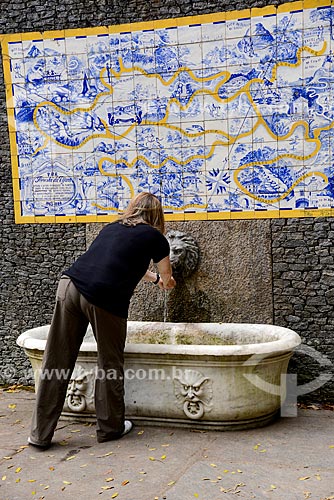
163;290;168;322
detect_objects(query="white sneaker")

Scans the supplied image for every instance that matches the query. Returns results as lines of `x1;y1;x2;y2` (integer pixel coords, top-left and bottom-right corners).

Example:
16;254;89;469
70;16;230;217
28;436;51;450
122;420;133;436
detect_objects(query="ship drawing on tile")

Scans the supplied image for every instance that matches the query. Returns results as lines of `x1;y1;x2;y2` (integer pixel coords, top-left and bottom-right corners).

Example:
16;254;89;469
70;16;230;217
2;1;334;222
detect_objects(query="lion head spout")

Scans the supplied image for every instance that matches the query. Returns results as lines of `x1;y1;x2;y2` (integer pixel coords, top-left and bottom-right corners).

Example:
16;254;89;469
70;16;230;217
166;230;199;277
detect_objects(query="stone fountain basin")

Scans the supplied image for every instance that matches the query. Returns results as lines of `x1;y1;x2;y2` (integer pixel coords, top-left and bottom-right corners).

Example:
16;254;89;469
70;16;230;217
17;322;301;430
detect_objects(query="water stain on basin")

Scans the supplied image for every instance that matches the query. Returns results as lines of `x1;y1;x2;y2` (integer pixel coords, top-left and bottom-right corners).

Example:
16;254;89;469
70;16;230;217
127;331;170;344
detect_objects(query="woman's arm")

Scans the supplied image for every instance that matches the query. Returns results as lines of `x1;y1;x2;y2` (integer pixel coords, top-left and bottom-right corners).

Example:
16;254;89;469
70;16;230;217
142;256;176;289
156;256;176;289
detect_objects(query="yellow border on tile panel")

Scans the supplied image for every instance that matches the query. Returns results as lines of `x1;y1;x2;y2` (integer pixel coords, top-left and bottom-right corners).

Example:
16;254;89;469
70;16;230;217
251;5;276;18
277;1;303;13
164;213;185;222
2;47;21;216
304;0;330;8
13;209;334;224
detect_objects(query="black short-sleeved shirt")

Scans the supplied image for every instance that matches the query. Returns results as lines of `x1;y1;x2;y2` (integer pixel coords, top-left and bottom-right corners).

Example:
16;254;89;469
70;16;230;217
64;222;170;318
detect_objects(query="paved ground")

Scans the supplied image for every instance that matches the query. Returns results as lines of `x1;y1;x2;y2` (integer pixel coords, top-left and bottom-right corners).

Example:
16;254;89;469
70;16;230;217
0;388;333;500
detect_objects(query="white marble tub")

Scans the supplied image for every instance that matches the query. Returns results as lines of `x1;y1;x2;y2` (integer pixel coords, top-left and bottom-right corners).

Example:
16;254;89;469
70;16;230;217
17;321;301;430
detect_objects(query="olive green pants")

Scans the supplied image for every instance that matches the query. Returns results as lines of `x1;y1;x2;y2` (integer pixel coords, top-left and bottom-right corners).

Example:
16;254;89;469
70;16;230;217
30;276;127;445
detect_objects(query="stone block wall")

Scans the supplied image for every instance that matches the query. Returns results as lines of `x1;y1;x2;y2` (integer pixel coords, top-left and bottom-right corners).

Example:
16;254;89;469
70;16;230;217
1;0;334;402
272;218;334;402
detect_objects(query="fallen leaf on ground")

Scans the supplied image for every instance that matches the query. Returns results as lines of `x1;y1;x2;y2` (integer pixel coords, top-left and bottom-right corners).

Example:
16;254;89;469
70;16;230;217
111;493;119;498
122;480;129;486
105;477;114;482
161;455;166;460
315;474;321;480
5;384;23;391
210;463;217;467
66;455;76;461
168;481;175;486
137;430;144;435
15;467;22;473
97;451;113;458
221;483;246;493
299;477;310;481
2;476;6;481
63;481;72;485
8;404;17;409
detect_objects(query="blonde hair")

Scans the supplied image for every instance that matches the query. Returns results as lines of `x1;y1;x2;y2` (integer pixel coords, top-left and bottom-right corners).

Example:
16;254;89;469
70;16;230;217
119;192;165;234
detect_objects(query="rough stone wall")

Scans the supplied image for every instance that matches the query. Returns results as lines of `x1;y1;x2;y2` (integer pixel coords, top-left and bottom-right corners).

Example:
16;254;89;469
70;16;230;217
1;0;334;402
272;218;334;403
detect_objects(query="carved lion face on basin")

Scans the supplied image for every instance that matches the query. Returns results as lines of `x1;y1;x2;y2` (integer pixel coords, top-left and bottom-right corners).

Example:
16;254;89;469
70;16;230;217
173;369;213;420
64;365;95;413
166;230;199;277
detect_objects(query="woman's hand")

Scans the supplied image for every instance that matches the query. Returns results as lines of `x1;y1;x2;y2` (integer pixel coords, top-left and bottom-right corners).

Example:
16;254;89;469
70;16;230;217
158;276;176;290
142;269;176;289
142;257;176;290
